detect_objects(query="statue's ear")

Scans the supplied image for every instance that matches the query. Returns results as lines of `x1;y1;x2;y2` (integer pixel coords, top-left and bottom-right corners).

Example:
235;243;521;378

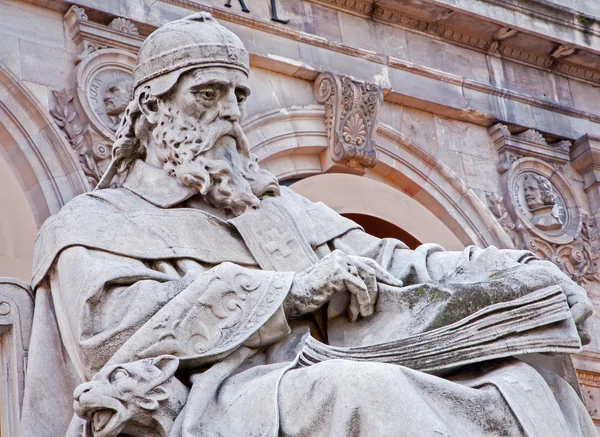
137;87;160;124
151;355;179;378
139;386;170;411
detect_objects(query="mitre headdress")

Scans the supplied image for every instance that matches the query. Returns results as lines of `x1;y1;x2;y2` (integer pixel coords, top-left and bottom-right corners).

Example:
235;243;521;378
133;12;249;96
96;12;249;190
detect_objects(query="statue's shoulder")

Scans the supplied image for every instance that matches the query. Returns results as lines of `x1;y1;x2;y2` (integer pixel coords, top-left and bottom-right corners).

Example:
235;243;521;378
37;188;152;235
51;188;147;218
31;188;154;288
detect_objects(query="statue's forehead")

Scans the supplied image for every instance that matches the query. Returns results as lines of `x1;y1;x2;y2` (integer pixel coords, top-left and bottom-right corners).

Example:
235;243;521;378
184;67;249;85
524;177;538;187
168;67;250;96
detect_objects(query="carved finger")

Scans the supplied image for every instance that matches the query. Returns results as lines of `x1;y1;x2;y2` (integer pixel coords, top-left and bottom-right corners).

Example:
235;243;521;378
569;299;593;325
348;257;379;306
347;294;361;323
343;273;373;318
352;256;403;287
578;316;593;345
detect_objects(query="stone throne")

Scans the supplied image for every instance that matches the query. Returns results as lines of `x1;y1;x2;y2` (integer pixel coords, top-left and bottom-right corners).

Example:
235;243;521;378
0;278;34;437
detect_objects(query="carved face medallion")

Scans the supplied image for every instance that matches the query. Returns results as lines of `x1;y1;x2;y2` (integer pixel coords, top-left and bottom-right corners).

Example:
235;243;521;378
76;49;137;141
87;69;133;131
514;172;566;233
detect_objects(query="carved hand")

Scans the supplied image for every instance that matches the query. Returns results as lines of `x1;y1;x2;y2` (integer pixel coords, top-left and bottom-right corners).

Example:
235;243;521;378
283;250;403;321
531;259;594;345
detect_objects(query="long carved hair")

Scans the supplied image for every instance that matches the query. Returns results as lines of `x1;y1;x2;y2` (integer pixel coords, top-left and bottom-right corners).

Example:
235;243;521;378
524;174;556;206
95;99;149;189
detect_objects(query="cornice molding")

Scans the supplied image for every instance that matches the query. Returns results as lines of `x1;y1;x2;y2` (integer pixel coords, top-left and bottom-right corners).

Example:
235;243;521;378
309;0;600;85
578;369;600;388
156;0;600;127
479;0;600;38
65;5;145;58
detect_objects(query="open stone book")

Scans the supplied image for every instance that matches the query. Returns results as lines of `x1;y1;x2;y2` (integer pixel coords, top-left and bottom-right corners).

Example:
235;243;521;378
300;285;581;375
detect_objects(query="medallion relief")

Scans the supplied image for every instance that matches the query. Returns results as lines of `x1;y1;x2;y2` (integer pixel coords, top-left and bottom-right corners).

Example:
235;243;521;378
88;72;133;132
76;49;136;139
514;172;566;233
486;124;599;285
505;157;581;245
51;42;137;188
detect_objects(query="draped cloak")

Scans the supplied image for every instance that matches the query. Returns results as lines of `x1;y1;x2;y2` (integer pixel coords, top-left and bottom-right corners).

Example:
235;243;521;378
20;160;597;437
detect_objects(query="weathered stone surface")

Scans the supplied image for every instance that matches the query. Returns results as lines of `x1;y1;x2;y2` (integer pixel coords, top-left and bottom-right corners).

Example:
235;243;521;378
339;13;409;60
405;31;491;85
20;40;72;89
303;3;342;43
434;115;494;160
0;0;65;50
16;12;597;437
0;0;599;432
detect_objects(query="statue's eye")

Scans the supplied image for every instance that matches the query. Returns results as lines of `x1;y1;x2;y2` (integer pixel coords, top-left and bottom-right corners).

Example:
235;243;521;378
109;368;129;383
235;87;249;104
195;87;216;100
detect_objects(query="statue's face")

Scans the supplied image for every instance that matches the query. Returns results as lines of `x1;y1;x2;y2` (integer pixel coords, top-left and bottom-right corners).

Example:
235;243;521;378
167;67;250;128
524;178;544;210
142;66;278;216
104;80;131;116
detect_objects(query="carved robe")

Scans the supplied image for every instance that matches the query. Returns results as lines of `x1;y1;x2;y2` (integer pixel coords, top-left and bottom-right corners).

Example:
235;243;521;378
21;161;596;437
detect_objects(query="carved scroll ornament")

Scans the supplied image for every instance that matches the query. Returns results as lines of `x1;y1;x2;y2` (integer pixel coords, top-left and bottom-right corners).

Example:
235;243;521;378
314;72;383;169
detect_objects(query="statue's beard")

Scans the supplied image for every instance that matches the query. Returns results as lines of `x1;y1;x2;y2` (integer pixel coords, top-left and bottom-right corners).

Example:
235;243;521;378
151;106;280;216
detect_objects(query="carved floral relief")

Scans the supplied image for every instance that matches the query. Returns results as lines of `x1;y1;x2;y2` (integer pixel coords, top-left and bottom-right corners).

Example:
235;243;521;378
314;72;383;169
49;7;143;189
486;124;600;285
51;47;137;188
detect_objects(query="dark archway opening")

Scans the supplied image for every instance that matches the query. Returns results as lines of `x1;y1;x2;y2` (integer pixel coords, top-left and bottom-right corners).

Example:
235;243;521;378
342;213;421;249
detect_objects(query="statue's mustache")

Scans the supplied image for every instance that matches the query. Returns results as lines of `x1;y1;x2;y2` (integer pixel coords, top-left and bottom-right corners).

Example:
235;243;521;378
192;119;250;160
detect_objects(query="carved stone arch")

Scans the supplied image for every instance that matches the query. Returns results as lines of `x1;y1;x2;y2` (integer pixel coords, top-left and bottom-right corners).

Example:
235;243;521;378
243;106;328;181
291;173;465;250
246;106;513;249
374;125;514;249
0;62;88;227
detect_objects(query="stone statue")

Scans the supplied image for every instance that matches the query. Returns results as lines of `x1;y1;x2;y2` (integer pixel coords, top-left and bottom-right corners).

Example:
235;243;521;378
103;76;133;130
523;173;563;231
21;12;597;437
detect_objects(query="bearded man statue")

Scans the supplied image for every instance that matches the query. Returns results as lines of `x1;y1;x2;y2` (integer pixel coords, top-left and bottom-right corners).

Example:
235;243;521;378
21;12;598;437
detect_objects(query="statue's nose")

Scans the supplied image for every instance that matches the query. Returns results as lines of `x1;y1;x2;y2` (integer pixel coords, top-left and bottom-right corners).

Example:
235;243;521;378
73;382;93;401
219;90;241;122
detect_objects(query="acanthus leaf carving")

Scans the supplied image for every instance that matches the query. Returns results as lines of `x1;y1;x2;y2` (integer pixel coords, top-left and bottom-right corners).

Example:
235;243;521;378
314;72;382;169
108;17;140;36
555;140;572;153
516;129;547;146
523;230;600;286
50;89;109;188
485;192;523;248
487;190;600;285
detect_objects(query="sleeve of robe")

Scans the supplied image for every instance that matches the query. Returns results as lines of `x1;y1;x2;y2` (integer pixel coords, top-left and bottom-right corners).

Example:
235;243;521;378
49;246;292;380
326;228;591;339
328;228;580;286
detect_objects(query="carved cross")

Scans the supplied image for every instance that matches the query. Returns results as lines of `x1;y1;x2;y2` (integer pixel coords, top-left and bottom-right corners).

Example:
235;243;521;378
259;226;295;259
